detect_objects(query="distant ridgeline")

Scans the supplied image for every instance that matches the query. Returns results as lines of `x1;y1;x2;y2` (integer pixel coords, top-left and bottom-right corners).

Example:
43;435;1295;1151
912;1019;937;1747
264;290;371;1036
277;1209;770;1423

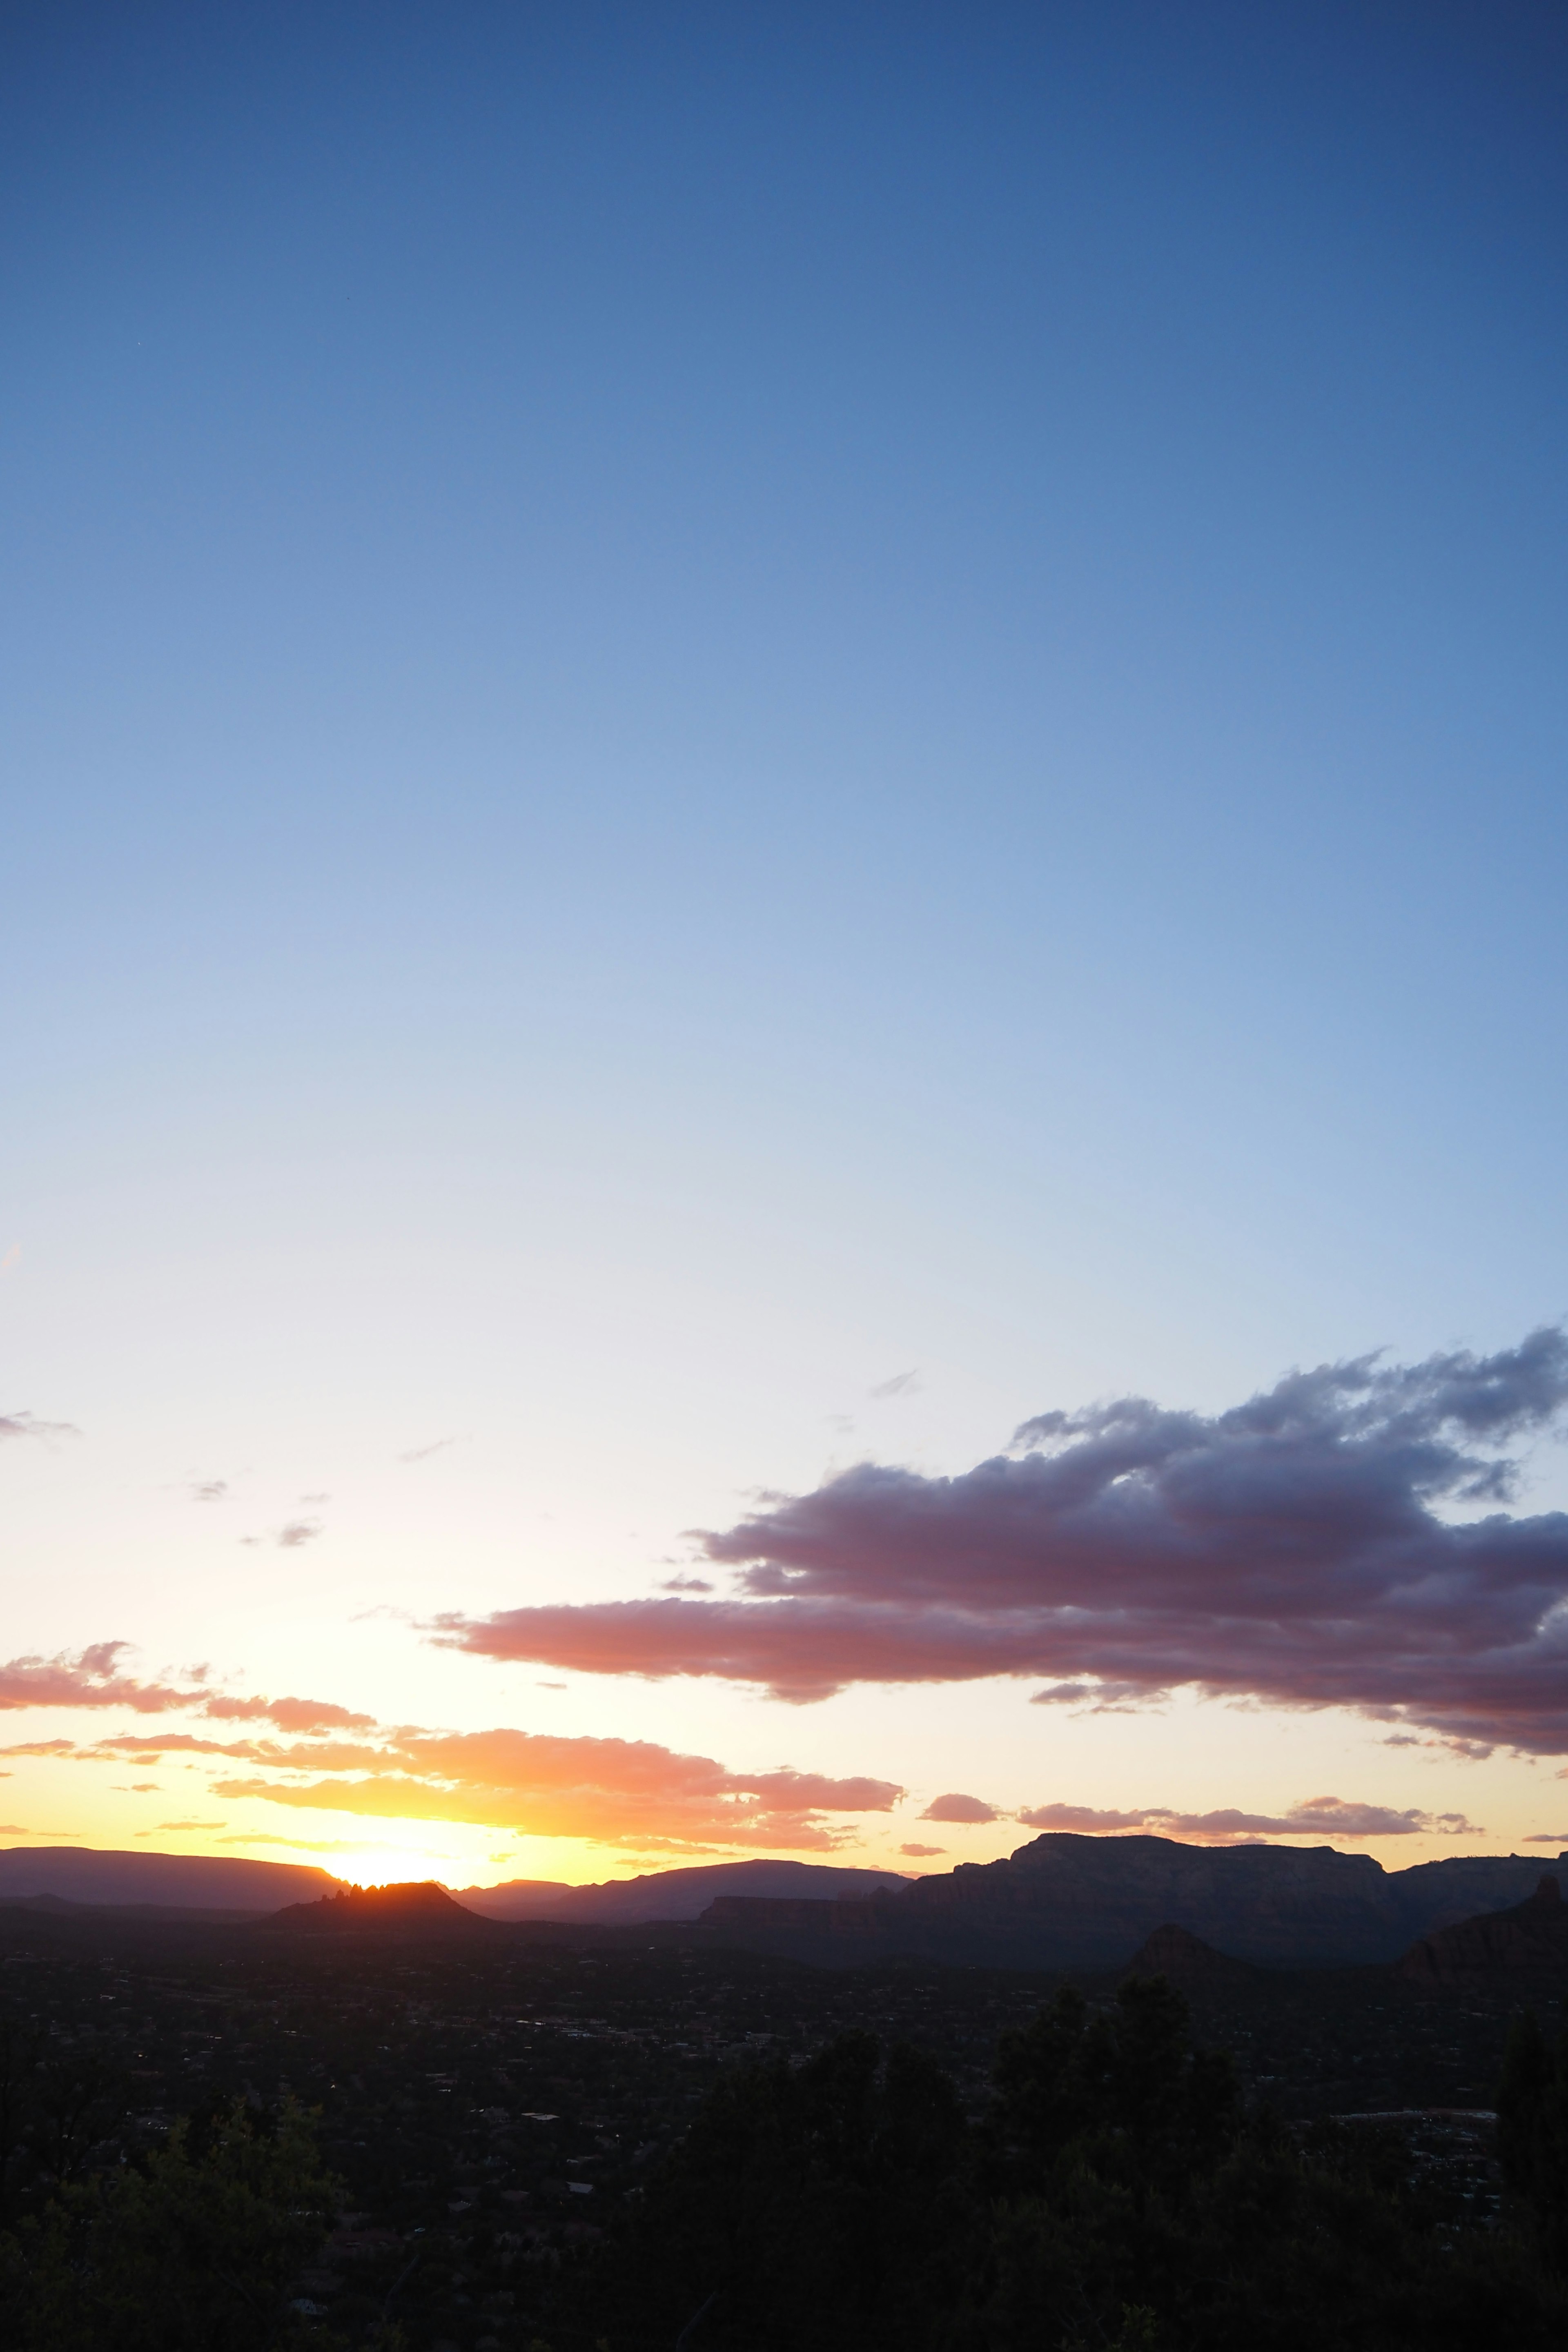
692;1835;1568;1969
4;1835;1568;1971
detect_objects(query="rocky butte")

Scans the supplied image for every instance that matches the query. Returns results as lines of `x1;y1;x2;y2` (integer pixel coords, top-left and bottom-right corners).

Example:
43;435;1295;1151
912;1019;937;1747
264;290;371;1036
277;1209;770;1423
1397;1873;1568;1990
260;1881;500;1936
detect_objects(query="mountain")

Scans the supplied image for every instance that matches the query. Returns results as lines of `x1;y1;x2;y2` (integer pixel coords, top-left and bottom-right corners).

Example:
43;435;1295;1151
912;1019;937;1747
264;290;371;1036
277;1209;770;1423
0;1892;264;1924
1381;1851;1568;1941
453;1877;573;1917
0;1845;341;1912
1397;1874;1568;1990
456;1858;911;1923
262;1881;498;1934
696;1834;1568;1970
10;1838;1563;1967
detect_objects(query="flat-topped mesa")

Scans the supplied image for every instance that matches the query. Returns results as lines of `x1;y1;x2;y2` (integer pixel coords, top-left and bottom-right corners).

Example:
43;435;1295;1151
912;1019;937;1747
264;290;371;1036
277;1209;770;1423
696;1836;1568;1971
1398;1874;1568;1990
261;1880;497;1933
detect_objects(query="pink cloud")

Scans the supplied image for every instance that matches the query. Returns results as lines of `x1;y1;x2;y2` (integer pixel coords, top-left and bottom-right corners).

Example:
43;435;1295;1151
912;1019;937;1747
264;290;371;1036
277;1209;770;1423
920;1791;998;1823
202;1695;376;1732
1016;1796;1481;1842
210;1726;904;1852
0;1646;375;1736
900;1842;945;1857
0;1643;195;1715
22;1715;907;1855
434;1331;1568;1751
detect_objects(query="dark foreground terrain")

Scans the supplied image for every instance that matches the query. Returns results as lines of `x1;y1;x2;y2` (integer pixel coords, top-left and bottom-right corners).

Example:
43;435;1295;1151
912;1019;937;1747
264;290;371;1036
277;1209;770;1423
0;1899;1563;2350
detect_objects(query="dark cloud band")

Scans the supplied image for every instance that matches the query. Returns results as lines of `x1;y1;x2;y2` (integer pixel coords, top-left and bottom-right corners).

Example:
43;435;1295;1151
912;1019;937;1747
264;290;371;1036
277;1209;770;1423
437;1330;1568;1752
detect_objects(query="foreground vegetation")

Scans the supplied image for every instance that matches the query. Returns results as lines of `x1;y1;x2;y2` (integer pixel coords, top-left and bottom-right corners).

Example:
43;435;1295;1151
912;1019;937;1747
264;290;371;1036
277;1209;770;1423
590;1978;1568;2352
0;1932;1564;2350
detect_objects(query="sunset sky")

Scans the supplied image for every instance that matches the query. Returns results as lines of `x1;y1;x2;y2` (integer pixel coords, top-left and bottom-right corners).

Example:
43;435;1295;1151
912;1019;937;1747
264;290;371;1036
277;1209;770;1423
5;2;1568;1892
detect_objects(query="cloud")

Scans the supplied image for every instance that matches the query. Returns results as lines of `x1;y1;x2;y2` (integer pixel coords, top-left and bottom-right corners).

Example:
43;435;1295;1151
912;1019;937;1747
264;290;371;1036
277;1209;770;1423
190;1481;228;1503
155;1819;226;1832
900;1842;945;1857
20;1697;906;1855
919;1792;998;1824
399;1438;454;1463
433;1331;1568;1750
1015;1796;1481;1842
869;1371;920;1399
0;1644;374;1734
1522;1833;1568;1846
217;1834;383;1851
0;1644;196;1715
659;1577;714;1594
0;1411;80;1446
210;1728;904;1852
201;1695;376;1732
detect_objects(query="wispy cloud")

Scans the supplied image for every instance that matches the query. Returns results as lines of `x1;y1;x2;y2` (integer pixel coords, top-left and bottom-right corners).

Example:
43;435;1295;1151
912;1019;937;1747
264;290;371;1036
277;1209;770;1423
209;1732;906;1852
0;1411;80;1446
433;1330;1568;1751
189;1480;228;1503
869;1371;920;1399
0;1643;372;1733
1016;1797;1481;1842
241;1520;321;1549
9;1697;906;1855
900;1842;944;1857
217;1833;395;1853
399;1438;455;1463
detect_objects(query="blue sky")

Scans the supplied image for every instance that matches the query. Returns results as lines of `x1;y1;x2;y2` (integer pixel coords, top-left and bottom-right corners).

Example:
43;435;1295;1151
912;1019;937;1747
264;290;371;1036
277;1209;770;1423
4;2;1568;1882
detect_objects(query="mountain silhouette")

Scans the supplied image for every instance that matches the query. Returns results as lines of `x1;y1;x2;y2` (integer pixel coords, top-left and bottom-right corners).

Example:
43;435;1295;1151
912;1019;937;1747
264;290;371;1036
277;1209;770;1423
457;1856;910;1923
697;1833;1568;1969
262;1880;497;1934
1398;1873;1568;1989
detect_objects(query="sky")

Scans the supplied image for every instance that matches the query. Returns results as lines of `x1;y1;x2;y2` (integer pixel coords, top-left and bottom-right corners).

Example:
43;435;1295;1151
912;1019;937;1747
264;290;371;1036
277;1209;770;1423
4;0;1568;1892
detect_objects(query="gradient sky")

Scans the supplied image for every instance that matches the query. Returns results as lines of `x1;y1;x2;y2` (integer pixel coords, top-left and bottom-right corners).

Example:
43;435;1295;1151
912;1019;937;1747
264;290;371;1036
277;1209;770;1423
4;2;1568;1889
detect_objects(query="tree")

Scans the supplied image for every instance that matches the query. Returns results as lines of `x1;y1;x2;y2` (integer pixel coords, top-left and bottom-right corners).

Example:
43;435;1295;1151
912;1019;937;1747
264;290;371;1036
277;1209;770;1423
1499;2011;1568;2270
0;2096;339;2352
608;2033;976;2352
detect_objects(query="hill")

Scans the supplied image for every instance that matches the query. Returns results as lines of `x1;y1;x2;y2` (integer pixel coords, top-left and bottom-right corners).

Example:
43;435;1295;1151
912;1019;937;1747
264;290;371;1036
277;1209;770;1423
262;1880;497;1933
1123;1922;1260;1987
0;1844;341;1911
457;1857;910;1923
